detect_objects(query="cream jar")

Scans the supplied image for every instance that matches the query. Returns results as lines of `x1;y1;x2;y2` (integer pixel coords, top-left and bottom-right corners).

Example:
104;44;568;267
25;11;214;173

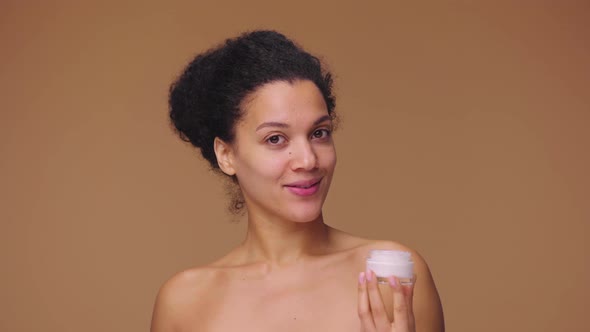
366;250;415;285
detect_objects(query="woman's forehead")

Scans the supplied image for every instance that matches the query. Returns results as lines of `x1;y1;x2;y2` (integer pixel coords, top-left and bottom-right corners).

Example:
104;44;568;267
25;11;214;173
240;80;328;127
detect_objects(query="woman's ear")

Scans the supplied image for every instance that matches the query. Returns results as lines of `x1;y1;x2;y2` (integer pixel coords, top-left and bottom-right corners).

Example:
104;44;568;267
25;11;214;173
214;137;236;176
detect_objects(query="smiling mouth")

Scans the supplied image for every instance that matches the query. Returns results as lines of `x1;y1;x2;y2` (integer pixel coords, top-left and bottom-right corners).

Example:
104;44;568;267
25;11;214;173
285;179;322;188
290;182;318;189
284;178;323;196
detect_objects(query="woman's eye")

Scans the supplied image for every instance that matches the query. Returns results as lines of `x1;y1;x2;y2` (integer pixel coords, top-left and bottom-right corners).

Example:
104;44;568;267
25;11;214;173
312;129;331;139
267;135;285;145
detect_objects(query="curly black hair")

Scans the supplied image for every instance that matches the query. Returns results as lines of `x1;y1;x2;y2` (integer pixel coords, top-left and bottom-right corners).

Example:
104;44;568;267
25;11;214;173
168;30;336;170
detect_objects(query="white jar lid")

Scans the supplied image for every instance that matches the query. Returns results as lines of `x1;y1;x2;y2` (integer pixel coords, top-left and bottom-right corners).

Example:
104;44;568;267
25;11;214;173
366;250;414;279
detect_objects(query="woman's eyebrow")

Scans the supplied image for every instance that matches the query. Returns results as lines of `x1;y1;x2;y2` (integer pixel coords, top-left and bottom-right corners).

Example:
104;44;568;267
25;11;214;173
256;121;289;131
313;115;332;126
256;115;332;132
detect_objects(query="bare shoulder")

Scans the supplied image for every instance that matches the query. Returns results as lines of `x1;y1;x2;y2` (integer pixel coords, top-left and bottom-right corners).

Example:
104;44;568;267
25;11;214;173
150;266;219;332
156;266;217;305
334;235;418;262
329;229;414;255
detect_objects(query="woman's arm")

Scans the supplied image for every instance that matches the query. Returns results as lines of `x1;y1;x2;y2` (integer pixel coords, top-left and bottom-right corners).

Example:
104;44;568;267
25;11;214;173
411;250;445;332
150;269;208;332
150;278;181;332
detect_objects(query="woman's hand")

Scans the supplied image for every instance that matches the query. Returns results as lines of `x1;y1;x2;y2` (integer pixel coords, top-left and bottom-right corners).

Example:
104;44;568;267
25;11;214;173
358;271;416;332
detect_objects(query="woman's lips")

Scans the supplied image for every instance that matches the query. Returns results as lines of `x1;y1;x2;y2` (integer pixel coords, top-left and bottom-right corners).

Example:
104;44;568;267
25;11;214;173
284;178;322;197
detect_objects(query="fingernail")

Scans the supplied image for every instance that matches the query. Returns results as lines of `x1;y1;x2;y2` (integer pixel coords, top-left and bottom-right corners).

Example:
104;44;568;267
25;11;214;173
365;270;372;282
359;272;366;284
389;276;398;288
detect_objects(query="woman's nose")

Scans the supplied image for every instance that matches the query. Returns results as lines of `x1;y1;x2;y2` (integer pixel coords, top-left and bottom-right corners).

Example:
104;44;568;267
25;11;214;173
289;140;318;171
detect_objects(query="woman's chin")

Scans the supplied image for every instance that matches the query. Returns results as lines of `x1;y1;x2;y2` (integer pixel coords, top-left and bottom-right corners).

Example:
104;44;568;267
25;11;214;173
284;205;324;224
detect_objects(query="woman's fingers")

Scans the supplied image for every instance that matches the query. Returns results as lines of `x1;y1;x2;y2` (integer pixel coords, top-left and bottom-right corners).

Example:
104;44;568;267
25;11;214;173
359;272;417;332
365;271;391;331
389;276;415;332
358;272;376;332
404;276;416;329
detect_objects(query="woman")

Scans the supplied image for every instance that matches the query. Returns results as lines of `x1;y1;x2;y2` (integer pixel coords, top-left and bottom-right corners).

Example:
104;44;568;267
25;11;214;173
151;30;444;332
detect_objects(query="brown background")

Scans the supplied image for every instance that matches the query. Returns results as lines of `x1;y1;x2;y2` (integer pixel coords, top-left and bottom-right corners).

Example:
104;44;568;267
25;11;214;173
1;1;588;331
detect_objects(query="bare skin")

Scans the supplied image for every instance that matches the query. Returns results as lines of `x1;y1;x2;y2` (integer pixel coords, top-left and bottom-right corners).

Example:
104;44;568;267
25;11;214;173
151;80;444;331
151;226;443;332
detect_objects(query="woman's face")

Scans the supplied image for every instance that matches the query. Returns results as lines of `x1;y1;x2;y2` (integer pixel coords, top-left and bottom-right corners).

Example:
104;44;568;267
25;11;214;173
226;79;336;223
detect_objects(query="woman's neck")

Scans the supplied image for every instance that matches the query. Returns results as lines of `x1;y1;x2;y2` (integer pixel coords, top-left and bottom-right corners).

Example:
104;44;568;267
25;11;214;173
240;212;333;266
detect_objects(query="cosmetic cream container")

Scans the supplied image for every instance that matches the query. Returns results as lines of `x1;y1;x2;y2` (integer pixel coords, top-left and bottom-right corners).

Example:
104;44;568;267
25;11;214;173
366;250;415;285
